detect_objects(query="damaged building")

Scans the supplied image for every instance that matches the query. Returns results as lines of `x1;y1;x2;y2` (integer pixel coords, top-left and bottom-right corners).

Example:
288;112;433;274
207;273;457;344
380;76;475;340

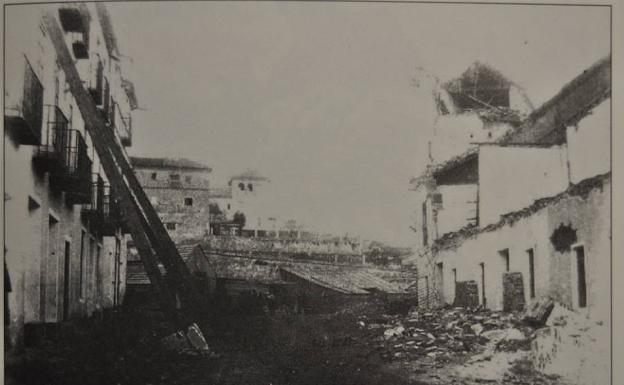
409;56;610;321
130;156;213;242
4;3;138;349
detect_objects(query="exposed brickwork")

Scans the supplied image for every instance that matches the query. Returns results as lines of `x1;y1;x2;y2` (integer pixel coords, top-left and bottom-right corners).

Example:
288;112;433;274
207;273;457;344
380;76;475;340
454;280;479;308
503;272;525;312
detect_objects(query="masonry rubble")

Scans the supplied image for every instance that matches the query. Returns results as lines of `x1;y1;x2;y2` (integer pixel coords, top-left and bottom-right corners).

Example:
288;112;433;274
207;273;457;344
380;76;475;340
356;305;534;363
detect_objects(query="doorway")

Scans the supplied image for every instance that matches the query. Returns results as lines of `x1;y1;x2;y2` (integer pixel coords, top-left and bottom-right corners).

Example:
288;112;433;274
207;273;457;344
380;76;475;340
479;262;486;307
63;241;71;321
574;246;587;308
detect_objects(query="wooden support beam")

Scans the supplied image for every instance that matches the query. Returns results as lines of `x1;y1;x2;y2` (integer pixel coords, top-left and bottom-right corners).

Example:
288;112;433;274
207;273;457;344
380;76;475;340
43;13;197;325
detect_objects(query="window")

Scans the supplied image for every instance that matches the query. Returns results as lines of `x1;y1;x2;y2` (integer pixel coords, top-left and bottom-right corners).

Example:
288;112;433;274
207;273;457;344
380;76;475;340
238;182;245;191
247;183;253;191
185;175;192;183
499;249;510;272
166;222;177;230
151;172;157;180
184;197;193;207
227;204;231;210
432;192;443;206
169;174;180;181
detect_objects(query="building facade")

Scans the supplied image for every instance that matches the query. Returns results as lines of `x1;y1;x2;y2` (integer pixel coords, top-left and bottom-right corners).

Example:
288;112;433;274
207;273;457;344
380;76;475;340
4;3;137;349
409;56;611;320
130;157;213;242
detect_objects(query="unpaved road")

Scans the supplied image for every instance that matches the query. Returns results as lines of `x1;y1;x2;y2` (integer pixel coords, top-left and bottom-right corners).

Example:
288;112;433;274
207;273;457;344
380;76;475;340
5;303;569;385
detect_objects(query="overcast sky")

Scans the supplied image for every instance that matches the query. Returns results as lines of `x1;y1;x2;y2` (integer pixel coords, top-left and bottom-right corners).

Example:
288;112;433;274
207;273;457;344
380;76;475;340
105;2;609;246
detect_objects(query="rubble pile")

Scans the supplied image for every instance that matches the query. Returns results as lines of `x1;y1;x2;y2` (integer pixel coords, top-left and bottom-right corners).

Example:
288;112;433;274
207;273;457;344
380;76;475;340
356;307;533;363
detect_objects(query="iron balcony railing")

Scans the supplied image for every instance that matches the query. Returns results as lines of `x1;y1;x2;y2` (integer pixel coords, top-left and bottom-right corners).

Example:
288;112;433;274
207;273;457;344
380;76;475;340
62;129;93;204
88;59;104;105
112;100;132;147
82;174;105;226
34;105;70;172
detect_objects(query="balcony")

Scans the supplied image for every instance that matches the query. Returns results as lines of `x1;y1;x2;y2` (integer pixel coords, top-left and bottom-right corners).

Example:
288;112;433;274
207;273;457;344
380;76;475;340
61;130;93;205
81;175;105;227
101;185;124;236
34;106;92;204
33;105;70;173
4;56;44;145
110;100;132;147
88;60;104;105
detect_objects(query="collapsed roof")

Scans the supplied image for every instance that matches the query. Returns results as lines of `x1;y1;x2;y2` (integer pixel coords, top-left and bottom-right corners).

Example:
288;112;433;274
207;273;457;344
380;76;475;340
411;55;611;190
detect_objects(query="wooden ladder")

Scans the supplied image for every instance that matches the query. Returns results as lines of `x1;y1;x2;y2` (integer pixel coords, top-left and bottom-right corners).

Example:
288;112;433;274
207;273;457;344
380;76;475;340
43;12;200;329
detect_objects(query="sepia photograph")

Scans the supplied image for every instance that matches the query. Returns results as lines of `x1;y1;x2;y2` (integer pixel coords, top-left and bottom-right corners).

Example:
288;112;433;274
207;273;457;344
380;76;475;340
2;1;616;384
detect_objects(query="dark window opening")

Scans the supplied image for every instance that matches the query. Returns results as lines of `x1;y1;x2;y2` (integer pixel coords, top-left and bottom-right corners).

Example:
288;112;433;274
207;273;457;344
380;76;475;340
151;172;157;180
165;222;177;230
527;249;535;299
185;175;192;183
227;204;231;210
169;174;180;181
247;183;253;191
184;197;193;207
238;182;245;191
499;249;510;272
575;246;587;308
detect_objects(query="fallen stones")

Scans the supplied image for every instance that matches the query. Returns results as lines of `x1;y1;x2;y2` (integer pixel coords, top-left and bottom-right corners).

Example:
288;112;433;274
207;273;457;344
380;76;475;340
371;306;529;363
161;323;216;357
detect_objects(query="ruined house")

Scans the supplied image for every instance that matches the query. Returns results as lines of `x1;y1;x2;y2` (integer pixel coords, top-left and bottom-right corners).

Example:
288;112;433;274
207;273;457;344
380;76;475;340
4;3;137;349
409;56;610;321
130;156;212;242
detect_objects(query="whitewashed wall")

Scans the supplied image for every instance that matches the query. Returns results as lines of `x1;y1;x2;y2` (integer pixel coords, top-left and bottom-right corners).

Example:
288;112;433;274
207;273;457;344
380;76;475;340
478;144;568;226
566;98;610;184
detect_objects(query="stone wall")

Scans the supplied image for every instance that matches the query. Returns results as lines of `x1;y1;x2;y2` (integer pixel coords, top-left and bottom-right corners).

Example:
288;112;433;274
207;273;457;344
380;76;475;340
502;272;525;312
454;280;479;308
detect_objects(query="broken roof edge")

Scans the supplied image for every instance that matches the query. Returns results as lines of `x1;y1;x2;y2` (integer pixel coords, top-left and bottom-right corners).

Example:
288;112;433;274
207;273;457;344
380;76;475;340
410;55;611;190
432;172;611;253
500;55;611;144
409;147;479;190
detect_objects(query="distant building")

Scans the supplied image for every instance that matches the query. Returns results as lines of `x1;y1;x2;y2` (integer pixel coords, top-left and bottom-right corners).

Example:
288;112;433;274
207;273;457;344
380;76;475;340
130;156;212;242
4;4;136;349
209;169;275;236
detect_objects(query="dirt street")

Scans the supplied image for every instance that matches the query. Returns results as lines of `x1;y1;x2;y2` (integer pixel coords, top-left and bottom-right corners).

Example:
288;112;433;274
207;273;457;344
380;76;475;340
5;302;570;385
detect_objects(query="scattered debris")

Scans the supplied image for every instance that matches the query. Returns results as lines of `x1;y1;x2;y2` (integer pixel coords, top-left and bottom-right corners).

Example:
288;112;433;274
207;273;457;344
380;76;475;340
523;298;555;326
161;323;218;357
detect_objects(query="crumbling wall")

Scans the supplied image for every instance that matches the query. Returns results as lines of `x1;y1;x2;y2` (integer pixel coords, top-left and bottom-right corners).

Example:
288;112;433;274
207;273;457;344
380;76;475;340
432;174;609;314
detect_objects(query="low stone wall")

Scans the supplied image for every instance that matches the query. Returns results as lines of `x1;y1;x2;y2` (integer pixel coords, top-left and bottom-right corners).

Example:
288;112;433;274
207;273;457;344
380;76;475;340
454;280;479;308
